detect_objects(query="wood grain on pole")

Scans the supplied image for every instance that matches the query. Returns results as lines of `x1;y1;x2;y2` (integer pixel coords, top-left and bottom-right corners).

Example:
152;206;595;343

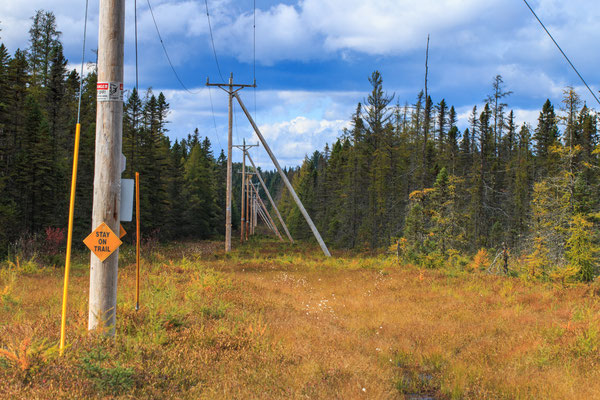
245;175;250;240
234;92;331;256
246;152;293;243
225;74;233;252
89;0;125;334
240;140;246;242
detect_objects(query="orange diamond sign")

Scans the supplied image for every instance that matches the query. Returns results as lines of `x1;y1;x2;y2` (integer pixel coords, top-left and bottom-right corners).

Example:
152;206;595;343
119;224;126;239
83;222;123;262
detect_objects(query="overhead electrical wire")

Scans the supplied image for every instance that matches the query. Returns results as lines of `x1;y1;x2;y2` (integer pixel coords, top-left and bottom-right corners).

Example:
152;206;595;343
204;0;225;82
146;0;199;94
522;0;600;107
207;85;224;151
134;0;139;93
252;0;258;163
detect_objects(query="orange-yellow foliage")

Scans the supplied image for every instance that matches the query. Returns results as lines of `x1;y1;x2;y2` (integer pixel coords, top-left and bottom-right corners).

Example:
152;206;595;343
469;248;490;271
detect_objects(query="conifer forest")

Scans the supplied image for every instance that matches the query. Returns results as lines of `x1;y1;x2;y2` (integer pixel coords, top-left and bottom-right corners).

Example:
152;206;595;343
0;10;599;283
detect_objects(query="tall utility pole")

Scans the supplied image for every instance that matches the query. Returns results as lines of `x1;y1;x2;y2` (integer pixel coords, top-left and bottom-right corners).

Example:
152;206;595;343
234;92;331;257
246;151;293;243
206;74;255;252
249;181;283;241
233;140;258;242
89;0;125;334
245;174;251;240
241;140;245;242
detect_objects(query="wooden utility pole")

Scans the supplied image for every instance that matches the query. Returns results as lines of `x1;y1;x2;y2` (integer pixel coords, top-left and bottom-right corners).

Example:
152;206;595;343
252;194;257;234
241;140;245;242
234;92;331;257
245;174;250;240
249;181;283;240
206;74;255;251
246;152;293;243
233;140;258;243
89;0;125;334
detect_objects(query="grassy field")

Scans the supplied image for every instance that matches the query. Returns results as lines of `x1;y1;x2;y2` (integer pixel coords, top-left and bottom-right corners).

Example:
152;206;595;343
1;238;600;399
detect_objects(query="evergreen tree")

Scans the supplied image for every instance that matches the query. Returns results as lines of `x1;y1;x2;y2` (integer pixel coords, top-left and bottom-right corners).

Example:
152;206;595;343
533;99;560;176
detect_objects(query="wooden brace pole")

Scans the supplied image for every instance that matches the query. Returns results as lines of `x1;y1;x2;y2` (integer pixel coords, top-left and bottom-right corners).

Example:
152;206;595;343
250;182;283;240
234;92;331;256
245;152;293;243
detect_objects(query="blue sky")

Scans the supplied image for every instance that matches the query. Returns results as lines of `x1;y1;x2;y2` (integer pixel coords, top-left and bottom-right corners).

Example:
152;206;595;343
2;0;600;167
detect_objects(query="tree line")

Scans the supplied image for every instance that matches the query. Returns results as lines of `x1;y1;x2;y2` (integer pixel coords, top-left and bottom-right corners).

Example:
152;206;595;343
276;71;599;281
0;10;236;256
2;11;598;282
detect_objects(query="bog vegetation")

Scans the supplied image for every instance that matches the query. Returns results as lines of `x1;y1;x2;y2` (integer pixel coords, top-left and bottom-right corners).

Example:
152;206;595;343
3;240;600;399
2;9;600;398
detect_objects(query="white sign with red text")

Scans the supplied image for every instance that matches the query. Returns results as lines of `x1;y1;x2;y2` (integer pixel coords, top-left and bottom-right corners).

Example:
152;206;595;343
97;82;123;102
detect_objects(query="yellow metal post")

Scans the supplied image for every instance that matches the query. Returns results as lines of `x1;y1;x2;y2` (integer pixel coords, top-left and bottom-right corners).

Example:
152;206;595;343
135;172;140;311
60;122;81;356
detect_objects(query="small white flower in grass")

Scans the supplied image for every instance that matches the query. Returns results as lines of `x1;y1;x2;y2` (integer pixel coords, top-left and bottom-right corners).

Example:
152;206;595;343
362;388;366;392
376;348;381;351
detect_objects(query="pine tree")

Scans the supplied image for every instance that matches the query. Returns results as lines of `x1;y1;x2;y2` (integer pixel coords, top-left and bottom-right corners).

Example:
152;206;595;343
566;214;598;282
533;99;560;177
28;10;61;87
486;75;512;156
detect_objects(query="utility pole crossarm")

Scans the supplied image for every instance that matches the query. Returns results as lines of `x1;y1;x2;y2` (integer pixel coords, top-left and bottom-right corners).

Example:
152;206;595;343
206;77;256;89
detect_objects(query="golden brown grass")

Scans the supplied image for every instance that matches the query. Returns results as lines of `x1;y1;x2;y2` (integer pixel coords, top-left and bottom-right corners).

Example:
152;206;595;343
1;238;600;399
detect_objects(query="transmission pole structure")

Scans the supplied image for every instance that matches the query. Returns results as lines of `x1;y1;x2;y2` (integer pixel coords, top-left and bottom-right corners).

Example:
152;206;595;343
233;139;258;242
234;92;331;257
89;0;125;335
206;74;255;252
249;181;283;241
246;152;293;243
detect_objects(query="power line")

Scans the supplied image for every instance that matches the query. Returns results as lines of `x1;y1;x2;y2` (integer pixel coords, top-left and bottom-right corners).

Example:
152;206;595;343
134;0;139;92
253;0;257;124
253;0;256;84
204;0;225;82
207;85;224;151
522;0;600;107
146;0;199;94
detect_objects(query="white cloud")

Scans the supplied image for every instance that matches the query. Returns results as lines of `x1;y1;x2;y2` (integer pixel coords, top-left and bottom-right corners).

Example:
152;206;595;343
154;87;356;168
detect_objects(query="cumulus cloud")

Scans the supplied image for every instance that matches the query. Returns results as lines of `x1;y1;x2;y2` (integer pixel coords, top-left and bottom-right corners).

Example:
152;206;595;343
155;87;355;167
4;0;600;166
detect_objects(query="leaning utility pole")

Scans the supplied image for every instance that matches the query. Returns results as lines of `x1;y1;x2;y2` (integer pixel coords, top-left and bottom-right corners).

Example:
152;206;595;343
206;74;255;252
233;139;258;243
246;152;293;243
89;0;125;334
234;92;331;256
249;181;283;241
